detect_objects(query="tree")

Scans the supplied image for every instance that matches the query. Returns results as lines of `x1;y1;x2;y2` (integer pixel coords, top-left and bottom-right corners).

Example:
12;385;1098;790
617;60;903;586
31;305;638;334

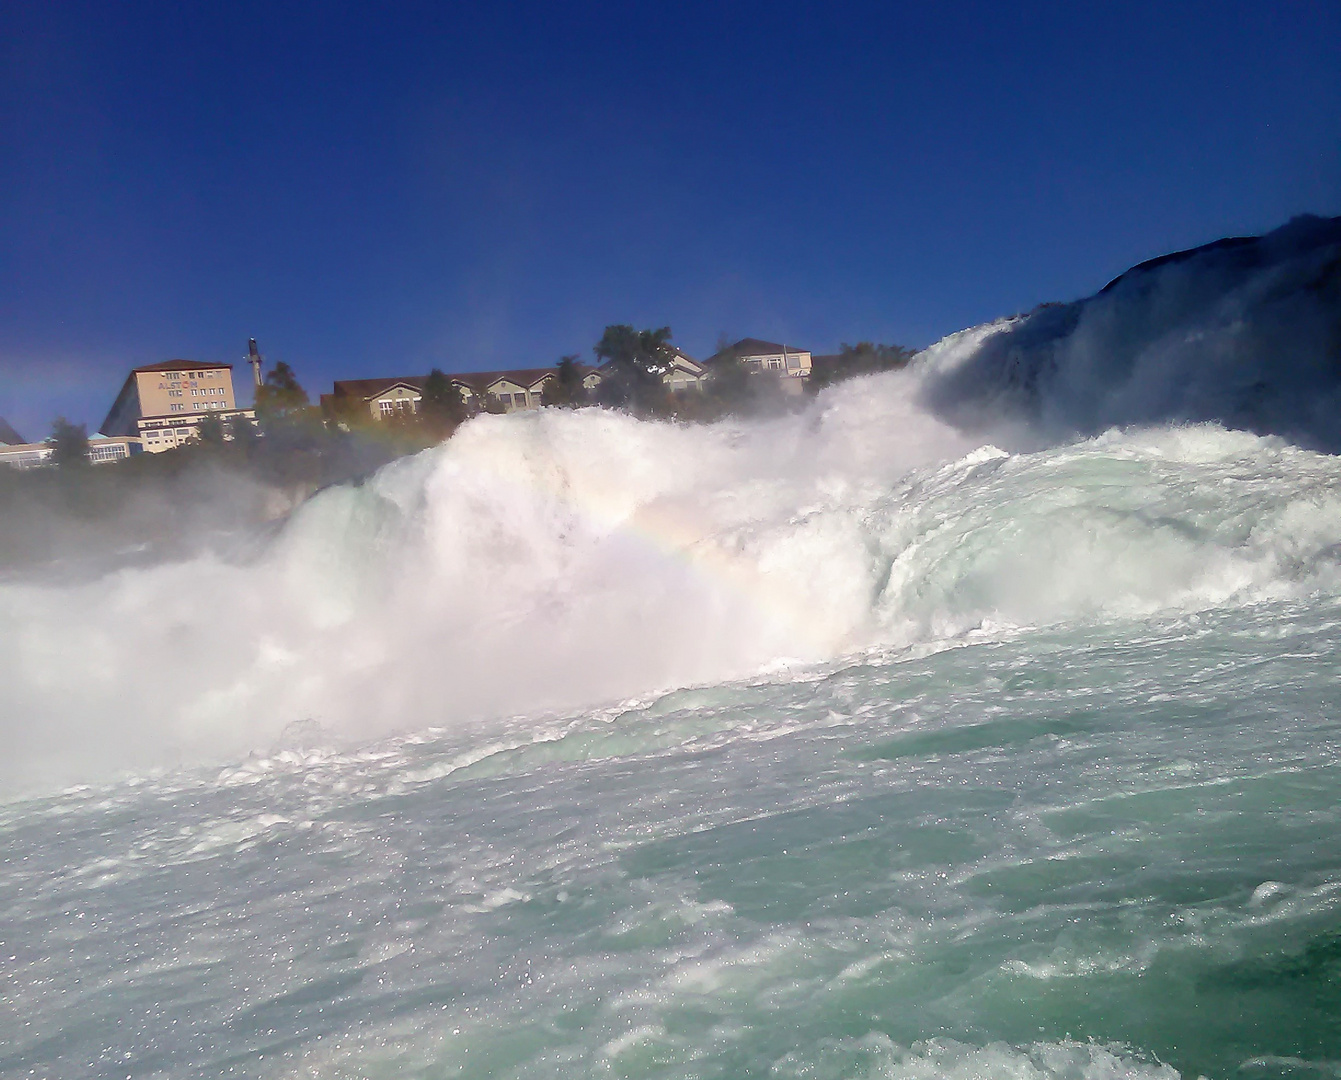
49;416;89;466
706;353;752;407
544;355;587;407
592;325;675;413
227;413;260;450
809;342;916;391
196;412;227;447
254;361;310;421
419;369;467;434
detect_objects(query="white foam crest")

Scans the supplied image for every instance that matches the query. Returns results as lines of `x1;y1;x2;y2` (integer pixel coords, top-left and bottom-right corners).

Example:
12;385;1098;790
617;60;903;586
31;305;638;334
3;368;1341;790
771;1037;1184;1080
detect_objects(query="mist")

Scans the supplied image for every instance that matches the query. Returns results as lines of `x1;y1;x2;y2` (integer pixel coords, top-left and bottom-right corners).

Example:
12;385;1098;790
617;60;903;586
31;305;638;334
4;216;1341;794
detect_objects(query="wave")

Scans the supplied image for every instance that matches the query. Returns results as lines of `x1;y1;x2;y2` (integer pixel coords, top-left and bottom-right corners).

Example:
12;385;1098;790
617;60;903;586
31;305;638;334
5;217;1341;789
919;214;1341;450
4;378;1341;789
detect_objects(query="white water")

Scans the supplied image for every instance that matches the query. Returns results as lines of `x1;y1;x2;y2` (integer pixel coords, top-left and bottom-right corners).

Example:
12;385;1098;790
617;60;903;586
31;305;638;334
3;220;1341;1077
6;365;1341;790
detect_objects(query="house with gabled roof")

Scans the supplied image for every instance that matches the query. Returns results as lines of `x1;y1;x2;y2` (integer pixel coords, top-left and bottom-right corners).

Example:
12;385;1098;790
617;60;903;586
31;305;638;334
324;348;711;426
663;348;708;392
322;365;601;425
703;337;812;393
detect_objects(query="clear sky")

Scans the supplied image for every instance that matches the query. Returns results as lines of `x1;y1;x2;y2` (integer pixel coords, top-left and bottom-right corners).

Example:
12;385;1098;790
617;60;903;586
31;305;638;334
1;0;1338;438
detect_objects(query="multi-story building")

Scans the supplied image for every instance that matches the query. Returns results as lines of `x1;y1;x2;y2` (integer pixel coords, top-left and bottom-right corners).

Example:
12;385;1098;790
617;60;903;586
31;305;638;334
100;360;257;452
703;338;812;392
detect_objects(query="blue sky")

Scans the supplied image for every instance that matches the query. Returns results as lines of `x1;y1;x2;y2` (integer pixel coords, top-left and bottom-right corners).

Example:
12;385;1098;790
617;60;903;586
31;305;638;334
1;0;1338;438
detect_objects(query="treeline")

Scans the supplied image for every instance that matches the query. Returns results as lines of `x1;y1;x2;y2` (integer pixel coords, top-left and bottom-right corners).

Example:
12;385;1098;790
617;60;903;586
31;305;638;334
31;329;919;479
326;325;919;435
2;330;916;572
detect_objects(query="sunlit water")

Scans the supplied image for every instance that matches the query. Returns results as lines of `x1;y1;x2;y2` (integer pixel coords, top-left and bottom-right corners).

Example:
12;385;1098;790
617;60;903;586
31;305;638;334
3;596;1340;1079
5;216;1341;1077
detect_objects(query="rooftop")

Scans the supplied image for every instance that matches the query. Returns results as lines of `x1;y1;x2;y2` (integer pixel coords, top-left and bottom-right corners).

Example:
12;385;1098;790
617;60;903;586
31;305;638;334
705;338;808;363
133;359;234;373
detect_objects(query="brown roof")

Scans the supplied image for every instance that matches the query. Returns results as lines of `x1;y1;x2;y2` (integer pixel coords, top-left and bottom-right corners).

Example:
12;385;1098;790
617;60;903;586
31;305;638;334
468;367;562;389
133;359;233;373
329;376;427;399
704;338;808;364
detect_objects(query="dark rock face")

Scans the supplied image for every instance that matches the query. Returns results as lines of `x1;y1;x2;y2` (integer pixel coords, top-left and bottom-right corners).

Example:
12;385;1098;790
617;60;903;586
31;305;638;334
920;216;1341;451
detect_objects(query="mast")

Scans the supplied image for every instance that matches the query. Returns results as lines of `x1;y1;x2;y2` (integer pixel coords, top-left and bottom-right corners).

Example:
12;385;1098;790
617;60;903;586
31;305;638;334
247;338;263;387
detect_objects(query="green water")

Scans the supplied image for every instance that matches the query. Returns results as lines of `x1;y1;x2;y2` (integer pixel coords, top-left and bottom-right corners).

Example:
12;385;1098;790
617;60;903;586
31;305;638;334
2;601;1340;1078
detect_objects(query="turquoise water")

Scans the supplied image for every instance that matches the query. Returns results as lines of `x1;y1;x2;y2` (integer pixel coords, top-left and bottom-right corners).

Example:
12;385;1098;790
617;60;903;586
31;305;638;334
3;598;1338;1078
7;217;1341;1077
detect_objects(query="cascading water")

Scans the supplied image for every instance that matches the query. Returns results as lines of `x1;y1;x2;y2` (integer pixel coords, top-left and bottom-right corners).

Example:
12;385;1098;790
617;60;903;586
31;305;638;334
2;217;1340;1079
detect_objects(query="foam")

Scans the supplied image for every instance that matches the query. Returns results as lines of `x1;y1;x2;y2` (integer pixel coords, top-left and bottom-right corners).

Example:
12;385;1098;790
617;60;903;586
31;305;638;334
4;394;1341;790
3;218;1339;791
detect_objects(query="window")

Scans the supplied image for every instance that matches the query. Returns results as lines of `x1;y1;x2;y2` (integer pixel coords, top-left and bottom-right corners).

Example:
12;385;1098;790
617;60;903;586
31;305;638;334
767;357;784;370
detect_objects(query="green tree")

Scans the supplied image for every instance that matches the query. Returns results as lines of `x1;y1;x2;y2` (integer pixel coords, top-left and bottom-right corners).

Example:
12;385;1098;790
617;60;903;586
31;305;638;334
706;354;752;407
419;369;467;434
544;355;587;407
227;413;260;449
592;325;675;413
49;416;89;466
254;361;310;421
196;412;227;447
809;342;916;391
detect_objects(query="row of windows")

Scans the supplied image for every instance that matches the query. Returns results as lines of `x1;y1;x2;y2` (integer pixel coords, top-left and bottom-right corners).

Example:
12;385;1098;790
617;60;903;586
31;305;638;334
494;391;540;406
191;387;226;396
0;449;51;466
747;356;805;371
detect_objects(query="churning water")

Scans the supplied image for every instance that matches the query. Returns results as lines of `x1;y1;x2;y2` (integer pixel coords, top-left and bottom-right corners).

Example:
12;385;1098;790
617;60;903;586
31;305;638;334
2;218;1340;1078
